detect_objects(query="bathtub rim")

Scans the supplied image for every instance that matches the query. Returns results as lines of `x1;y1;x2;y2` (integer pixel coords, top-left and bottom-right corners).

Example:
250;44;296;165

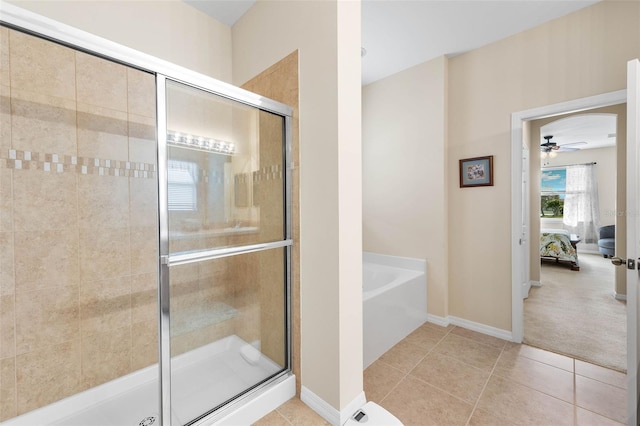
363;251;426;274
362;263;424;301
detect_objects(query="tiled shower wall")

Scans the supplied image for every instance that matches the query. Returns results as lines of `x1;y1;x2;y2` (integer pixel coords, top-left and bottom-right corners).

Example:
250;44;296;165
0;27;159;420
242;50;300;393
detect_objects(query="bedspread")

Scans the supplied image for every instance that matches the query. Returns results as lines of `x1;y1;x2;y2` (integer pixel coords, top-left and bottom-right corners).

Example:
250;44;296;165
540;229;578;264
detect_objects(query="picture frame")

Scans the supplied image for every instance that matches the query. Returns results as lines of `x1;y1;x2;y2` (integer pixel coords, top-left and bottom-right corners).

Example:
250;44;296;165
459;155;493;188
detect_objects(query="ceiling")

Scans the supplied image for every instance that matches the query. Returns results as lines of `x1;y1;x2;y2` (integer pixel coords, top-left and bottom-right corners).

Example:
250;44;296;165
184;0;611;151
184;0;599;85
541;114;617;152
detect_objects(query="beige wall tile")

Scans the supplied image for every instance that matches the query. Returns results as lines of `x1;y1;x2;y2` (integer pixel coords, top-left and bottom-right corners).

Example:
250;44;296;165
10;89;77;156
77;103;128;161
0;357;17;421
9;30;76;101
78;174;130;229
75;51;127;112
129;177;158;228
203;319;234;344
129;113;157;165
80;276;131;337
234;304;260;347
170;263;199;286
81;326;131;389
0;169;12;233
0;295;15;359
170;279;201;315
0;232;14;296
131;320;157;372
130;226;158;275
127;69;156;118
1;85;10;154
79;227;131;282
0;28;9;88
14;230;79;293
15;339;82;414
15;286;79;355
131;273;157;324
13;169;77;231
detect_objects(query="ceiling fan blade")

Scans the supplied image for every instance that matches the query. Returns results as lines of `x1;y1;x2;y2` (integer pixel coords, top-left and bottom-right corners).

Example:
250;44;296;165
557;146;580;152
559;141;587;147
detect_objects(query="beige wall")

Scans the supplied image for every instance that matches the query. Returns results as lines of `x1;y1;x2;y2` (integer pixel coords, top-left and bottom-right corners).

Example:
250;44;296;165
233;0;363;411
362;56;448;318
448;0;640;330
5;0;232;82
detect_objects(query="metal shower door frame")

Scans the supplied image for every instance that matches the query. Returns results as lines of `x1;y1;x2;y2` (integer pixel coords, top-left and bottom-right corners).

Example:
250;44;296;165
156;75;293;425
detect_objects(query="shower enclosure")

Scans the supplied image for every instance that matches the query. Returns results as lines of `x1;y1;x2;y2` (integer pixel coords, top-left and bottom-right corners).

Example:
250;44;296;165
0;7;292;425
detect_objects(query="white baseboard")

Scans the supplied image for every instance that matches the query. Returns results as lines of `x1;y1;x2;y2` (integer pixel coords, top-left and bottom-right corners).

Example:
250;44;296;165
530;281;542;287
426;314;450;327
522;281;531;299
614;292;627;301
300;386;366;426
426;314;513;342
449;316;513;341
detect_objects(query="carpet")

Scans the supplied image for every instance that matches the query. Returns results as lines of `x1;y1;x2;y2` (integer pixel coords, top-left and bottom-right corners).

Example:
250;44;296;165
524;253;627;372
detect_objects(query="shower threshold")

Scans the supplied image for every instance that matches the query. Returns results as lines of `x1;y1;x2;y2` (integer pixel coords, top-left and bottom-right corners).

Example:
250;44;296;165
4;335;286;426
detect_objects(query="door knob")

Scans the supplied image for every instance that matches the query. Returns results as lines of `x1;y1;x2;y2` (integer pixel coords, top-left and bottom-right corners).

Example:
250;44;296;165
611;257;627;266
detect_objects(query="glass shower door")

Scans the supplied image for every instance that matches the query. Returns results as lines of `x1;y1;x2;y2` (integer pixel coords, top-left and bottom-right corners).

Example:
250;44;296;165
160;79;290;425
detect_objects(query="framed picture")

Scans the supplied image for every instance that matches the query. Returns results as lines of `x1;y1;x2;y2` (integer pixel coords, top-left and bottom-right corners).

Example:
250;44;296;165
459;155;493;188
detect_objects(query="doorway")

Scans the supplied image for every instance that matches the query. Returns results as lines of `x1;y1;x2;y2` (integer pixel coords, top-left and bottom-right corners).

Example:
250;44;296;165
523;109;626;372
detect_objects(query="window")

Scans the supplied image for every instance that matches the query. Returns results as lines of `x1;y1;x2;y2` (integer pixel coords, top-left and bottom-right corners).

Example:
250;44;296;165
541;167;566;218
168;160;198;211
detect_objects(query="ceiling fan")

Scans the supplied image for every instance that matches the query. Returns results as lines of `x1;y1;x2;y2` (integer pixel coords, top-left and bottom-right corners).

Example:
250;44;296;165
541;135;587;153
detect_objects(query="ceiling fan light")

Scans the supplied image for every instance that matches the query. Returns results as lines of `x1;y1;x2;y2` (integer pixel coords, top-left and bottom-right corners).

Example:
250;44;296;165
541;151;548;159
549;151;558;158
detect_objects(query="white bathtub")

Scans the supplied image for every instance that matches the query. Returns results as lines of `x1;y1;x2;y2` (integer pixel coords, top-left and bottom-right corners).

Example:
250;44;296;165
363;252;428;368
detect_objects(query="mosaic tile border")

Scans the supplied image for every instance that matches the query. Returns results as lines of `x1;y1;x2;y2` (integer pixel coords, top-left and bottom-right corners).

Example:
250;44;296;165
253;164;283;182
1;149;157;179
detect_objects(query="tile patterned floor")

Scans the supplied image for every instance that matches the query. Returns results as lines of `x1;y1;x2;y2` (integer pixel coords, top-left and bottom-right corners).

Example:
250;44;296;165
254;323;627;425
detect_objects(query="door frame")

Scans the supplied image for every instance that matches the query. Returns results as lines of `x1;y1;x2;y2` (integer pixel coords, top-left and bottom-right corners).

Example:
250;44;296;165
510;89;626;342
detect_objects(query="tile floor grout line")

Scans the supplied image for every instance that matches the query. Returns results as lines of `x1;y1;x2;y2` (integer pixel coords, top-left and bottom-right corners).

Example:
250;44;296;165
464;344;506;426
375;327;449;406
404;364;487;408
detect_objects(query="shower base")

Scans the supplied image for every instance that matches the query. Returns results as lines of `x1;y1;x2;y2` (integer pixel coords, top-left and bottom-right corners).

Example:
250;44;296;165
4;335;292;426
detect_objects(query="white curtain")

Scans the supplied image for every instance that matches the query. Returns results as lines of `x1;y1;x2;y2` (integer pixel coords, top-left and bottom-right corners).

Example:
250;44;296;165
563;164;600;243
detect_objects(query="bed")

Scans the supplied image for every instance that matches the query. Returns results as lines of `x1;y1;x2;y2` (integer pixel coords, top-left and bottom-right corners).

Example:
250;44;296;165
540;228;579;271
